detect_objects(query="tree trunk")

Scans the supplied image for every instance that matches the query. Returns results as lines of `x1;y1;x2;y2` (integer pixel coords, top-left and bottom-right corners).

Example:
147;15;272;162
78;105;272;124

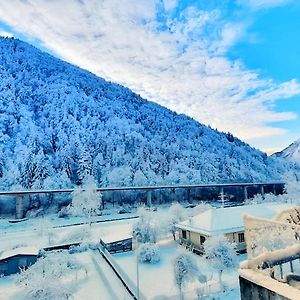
218;270;224;291
88;210;91;229
179;287;184;300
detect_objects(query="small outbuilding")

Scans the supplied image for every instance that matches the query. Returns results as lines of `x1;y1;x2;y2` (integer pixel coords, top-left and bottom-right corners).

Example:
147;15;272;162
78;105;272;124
176;203;292;254
100;234;133;253
0;246;39;276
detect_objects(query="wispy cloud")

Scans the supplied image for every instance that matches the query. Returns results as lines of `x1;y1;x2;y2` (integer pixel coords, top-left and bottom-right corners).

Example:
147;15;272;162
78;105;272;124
0;0;298;142
242;0;294;9
0;29;13;38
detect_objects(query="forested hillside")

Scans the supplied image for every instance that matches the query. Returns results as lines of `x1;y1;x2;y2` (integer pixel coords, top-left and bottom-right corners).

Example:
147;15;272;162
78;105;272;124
0;37;296;190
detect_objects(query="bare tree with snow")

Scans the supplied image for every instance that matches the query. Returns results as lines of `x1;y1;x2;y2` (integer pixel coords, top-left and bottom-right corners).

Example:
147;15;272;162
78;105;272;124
173;251;199;300
284;174;300;204
133;206;159;243
204;235;237;290
166;202;187;240
69;177;102;228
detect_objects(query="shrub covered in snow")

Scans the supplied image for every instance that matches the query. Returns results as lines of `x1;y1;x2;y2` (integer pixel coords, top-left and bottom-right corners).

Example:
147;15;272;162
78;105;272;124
15;252;84;300
138;243;160;264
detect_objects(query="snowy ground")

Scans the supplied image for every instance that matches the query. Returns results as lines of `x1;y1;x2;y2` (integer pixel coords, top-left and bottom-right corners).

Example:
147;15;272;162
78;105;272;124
0;207;246;300
0;250;132;300
0;213;137;253
114;239;246;300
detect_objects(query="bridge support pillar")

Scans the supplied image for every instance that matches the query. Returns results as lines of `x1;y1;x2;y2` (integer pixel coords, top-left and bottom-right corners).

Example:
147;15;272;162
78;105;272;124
273;184;277;195
261;185;265;199
16;195;24;219
244;186;248;201
220;186;225;207
187;188;191;202
147;190;152;207
171;188;176;203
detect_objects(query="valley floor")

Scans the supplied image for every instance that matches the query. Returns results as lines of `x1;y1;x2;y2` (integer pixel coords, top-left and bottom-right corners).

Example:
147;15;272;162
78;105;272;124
0;208;245;300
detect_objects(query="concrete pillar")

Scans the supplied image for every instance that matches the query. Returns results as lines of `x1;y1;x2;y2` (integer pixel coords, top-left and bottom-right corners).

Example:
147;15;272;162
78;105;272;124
147;190;152;207
187;188;191;202
171;188;176;202
220;186;225;208
261;185;265;199
273;184;277;195
244;186;248;201
16;195;24;219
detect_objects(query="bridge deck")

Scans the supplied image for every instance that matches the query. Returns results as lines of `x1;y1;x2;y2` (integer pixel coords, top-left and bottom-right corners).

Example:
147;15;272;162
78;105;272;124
0;182;284;196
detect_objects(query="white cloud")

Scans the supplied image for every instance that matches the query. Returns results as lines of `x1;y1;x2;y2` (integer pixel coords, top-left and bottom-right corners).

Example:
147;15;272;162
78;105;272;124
163;0;177;11
0;0;299;143
0;29;14;38
242;0;294;9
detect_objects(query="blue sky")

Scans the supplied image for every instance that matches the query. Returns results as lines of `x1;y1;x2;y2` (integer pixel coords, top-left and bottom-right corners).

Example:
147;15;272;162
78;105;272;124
0;0;299;154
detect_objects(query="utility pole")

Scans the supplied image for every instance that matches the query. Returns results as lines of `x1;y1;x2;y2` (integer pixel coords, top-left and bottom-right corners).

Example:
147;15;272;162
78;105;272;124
136;249;140;300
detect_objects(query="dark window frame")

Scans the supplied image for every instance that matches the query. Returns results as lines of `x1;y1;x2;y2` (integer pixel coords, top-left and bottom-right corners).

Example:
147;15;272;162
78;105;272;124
200;235;206;244
238;232;245;243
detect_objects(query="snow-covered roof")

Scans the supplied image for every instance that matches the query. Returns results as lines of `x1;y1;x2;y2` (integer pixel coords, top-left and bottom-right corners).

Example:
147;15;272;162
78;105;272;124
101;233;133;244
0;247;39;260
176;203;293;235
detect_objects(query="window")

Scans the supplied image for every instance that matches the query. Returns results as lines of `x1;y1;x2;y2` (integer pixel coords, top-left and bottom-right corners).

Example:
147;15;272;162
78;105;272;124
200;236;206;245
18;258;27;268
0;263;8;273
238;233;245;243
182;230;187;239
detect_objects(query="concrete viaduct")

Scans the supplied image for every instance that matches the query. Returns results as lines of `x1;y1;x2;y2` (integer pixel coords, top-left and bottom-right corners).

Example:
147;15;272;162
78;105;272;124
0;182;284;219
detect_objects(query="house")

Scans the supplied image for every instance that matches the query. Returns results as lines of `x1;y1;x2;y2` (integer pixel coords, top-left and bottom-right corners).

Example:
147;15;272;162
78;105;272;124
176;203;292;254
0;246;39;276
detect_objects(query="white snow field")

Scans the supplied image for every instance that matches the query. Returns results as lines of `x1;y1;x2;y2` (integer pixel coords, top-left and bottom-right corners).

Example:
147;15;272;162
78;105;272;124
114;239;246;300
0;251;132;300
0;213;136;252
0;208;246;299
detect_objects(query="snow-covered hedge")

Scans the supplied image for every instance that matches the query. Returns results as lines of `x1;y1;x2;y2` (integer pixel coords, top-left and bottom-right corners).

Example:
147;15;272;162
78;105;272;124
138;243;160;264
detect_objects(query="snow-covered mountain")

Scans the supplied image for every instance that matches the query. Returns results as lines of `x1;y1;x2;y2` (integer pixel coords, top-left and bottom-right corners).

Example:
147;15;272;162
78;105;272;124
0;37;297;189
273;139;300;163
